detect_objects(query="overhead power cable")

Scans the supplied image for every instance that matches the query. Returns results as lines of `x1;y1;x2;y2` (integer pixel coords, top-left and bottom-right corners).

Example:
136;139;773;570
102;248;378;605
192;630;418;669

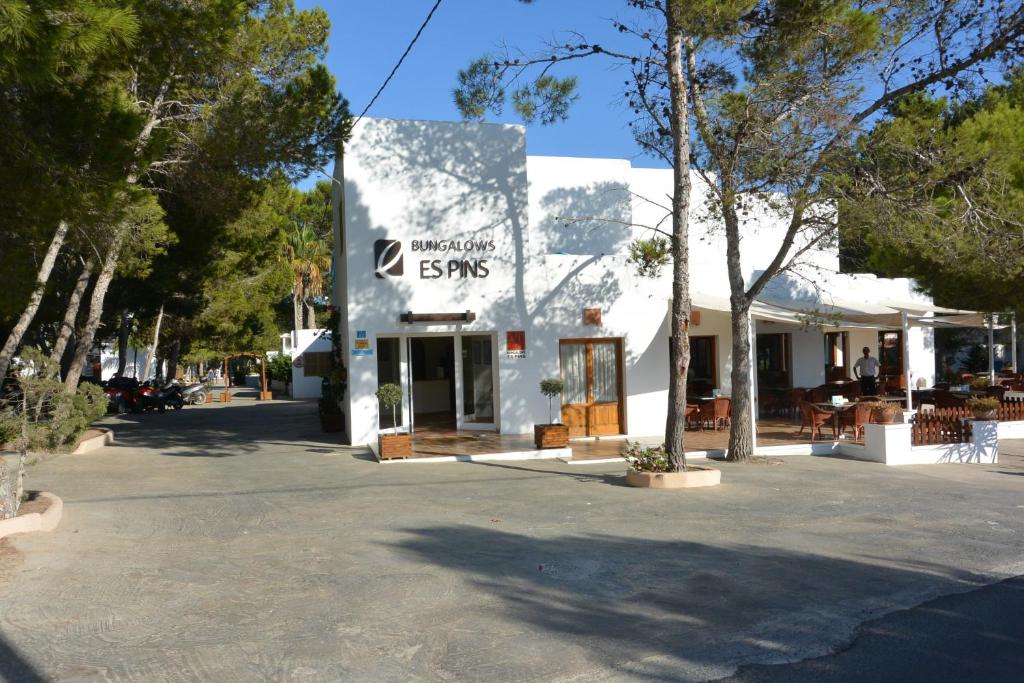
355;0;443;125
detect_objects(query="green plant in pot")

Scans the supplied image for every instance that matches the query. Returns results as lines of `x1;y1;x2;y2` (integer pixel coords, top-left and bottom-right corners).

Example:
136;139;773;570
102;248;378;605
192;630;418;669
375;383;411;459
970;376;992;390
535;378;569;449
966;396;1000;420
866;401;902;424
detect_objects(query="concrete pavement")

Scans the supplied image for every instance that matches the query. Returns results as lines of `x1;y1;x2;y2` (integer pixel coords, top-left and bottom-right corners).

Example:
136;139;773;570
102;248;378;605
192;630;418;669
1;394;1023;681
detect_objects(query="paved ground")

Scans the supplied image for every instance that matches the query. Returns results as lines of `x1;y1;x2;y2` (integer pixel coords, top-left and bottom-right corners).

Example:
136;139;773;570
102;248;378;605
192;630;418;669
1;394;1023;682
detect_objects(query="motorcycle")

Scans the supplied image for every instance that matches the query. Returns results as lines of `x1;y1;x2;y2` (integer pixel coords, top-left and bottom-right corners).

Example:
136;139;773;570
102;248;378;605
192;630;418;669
133;382;165;413
181;381;209;406
158;382;185;411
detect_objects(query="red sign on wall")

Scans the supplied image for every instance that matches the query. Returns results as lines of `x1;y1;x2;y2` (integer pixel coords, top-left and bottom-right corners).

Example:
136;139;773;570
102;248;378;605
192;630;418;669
506;330;526;358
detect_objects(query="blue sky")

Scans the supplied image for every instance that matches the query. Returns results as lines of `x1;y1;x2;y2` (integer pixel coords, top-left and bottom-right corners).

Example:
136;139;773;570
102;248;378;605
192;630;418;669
295;0;666;187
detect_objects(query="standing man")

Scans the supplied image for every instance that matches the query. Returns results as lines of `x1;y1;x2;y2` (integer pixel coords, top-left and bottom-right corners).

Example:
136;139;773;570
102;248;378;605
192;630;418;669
854;346;880;396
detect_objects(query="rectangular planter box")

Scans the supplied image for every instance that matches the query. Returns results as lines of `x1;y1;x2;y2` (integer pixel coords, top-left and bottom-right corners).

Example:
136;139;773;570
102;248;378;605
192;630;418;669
534;424;569;449
379;433;413;460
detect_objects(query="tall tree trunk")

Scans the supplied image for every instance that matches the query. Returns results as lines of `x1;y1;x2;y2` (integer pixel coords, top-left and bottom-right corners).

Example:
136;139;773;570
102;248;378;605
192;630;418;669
141;302;164;381
49;257;95;371
727;305;755;461
293;291;303;331
64;229;126;391
723;204;755;461
0;220;70;379
116;310;131;376
166;338;181;382
663;6;693;471
304;301;316;329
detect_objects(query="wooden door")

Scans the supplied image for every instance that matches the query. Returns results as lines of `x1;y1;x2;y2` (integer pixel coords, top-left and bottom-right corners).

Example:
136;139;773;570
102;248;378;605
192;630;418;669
559;339;625;437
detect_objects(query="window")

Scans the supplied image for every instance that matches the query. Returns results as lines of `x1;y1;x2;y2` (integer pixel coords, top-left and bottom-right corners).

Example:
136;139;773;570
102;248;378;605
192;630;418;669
688;336;717;395
878;331;903;376
757;333;791;388
824;331;849;380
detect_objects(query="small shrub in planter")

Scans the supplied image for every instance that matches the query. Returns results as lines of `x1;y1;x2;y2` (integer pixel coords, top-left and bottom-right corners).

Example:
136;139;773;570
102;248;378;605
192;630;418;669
969;377;992;390
865;401;902;424
375;383;411;459
534;378;568;449
966;396;1000;420
622;441;673;473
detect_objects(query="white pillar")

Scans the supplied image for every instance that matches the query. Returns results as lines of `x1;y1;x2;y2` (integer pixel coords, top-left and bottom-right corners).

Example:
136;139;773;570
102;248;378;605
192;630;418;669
901;311;913;411
988;314;996;383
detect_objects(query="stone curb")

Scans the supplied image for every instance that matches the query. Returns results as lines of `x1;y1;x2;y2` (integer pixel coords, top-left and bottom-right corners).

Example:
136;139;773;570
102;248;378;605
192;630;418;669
72;428;115;455
0;492;63;540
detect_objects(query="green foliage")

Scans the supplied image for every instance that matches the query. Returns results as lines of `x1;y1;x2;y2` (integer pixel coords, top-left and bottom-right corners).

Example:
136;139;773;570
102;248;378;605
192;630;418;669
621;441;674;473
970;376;992;390
511;75;579;125
627;238;671;278
539;378;564;398
375;383;403;409
268;353;292;384
966;396;1000;412
838;71;1024;312
454;58;505;120
1;349;107;451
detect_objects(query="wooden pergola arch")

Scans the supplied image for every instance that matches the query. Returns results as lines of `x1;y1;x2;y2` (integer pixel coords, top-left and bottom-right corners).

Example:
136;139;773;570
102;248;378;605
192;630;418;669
220;352;272;402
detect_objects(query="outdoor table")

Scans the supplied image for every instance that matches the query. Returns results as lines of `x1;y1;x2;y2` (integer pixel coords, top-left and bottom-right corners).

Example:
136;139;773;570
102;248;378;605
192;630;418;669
812;402;856;438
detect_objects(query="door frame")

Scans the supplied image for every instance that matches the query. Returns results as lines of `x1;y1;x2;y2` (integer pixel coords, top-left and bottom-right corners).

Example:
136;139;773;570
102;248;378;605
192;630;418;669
376;331;500;434
558;337;627;437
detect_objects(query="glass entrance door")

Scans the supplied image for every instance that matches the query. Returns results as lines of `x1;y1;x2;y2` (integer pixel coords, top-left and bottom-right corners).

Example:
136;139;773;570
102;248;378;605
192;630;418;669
559;338;624;437
461;334;494;424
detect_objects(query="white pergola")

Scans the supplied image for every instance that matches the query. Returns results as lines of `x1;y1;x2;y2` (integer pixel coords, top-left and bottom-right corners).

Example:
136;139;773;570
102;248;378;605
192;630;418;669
689;290;1014;452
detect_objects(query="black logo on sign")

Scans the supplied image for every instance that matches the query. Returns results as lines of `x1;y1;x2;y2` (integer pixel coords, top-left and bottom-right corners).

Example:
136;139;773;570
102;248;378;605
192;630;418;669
374;240;404;278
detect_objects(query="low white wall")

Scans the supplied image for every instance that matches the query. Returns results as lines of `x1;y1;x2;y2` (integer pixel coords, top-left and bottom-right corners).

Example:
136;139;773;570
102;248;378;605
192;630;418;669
863;420;998;466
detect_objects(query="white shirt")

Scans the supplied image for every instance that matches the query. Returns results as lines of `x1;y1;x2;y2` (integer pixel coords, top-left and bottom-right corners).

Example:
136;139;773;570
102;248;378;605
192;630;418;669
854;356;880;378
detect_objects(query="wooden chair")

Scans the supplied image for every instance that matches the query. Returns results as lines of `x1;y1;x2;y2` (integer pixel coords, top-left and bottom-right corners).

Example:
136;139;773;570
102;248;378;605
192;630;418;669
780;388;807;419
798;401;836;441
840;380;861;401
699;397;731;430
838;402;871;441
685;403;701;430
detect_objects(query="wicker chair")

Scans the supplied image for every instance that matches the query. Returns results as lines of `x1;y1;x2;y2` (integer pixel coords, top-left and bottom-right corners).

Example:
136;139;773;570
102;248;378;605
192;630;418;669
934;390;967;409
699;397;731;431
780;388;807;419
838;402;871;441
798;401;836;441
685;403;701;430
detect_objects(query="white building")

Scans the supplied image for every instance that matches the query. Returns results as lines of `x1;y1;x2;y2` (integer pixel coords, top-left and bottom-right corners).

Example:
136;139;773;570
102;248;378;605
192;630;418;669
332;118;944;447
273;329;332;399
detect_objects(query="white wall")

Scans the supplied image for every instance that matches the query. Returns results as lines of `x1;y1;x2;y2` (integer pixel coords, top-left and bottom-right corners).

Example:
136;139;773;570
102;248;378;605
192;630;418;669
288;329;331;399
333;117;941;444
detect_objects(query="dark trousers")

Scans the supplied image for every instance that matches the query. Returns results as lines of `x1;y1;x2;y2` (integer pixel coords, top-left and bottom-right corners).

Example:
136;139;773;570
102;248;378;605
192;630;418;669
860;375;877;396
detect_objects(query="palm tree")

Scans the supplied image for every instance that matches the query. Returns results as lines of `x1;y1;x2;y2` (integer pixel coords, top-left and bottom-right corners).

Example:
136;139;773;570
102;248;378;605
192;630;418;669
287;225;331;331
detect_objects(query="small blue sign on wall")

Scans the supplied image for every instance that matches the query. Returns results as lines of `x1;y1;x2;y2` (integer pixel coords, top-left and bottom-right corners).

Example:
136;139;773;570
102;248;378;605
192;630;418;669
352;330;372;356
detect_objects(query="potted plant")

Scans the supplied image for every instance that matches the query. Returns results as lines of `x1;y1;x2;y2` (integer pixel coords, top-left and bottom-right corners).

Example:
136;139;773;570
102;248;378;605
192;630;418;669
534;378;569;448
621;441;721;489
866;401;902;424
966;396;1000;420
375;383;411;459
970;376;991;391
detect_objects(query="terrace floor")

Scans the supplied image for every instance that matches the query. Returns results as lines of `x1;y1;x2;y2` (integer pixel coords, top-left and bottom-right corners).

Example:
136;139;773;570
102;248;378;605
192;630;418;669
396;417;848;462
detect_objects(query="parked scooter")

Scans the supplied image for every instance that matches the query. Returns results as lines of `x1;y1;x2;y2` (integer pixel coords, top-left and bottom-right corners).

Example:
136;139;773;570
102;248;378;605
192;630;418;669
181;381;209;406
158;382;185;411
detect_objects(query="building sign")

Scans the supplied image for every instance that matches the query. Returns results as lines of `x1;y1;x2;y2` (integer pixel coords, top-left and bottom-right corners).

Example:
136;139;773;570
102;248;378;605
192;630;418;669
506;330;526;359
352;330;373;356
374;238;495;280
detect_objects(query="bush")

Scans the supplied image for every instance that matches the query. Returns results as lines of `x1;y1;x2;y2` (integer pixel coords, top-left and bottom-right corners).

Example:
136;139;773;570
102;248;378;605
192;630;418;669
268;353;292;384
966;397;1000;413
622;441;673;473
969;376;991;390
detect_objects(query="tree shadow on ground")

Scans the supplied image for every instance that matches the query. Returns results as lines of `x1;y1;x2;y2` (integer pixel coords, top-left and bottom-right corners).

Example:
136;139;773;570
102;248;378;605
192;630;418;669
98;393;352;459
387;524;983;680
0;633;45;682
